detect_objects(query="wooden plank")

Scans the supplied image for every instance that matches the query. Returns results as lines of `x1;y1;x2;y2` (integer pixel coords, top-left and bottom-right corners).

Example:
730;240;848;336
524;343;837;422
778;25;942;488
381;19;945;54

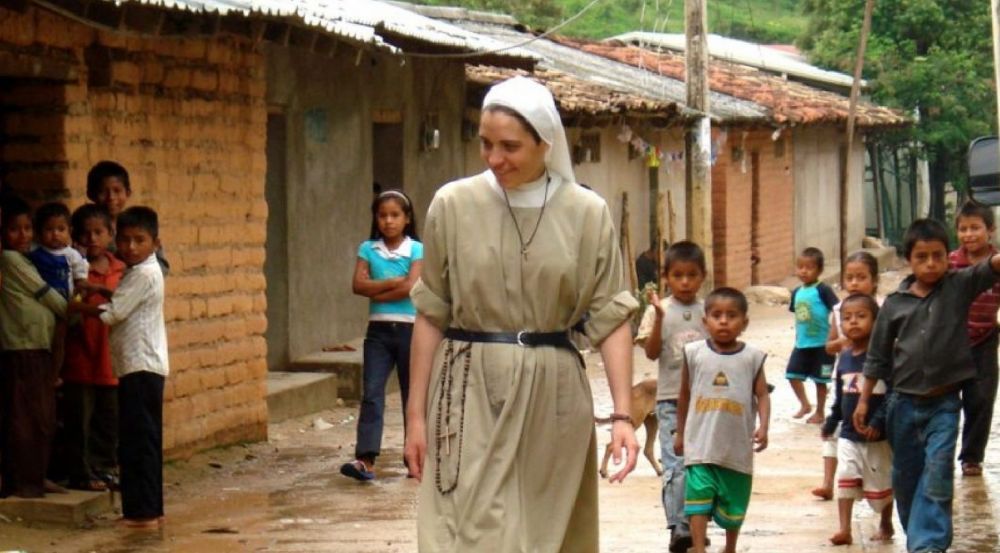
372;109;403;124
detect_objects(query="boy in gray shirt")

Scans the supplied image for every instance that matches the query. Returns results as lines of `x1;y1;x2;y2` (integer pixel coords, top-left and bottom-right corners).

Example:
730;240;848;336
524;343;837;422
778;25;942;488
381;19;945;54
636;241;708;553
857;218;1000;553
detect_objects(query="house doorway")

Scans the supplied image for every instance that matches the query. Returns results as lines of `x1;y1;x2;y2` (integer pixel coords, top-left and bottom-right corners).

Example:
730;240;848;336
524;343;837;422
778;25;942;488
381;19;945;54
372;117;404;192
0;78;69;203
264;112;289;372
750;151;762;285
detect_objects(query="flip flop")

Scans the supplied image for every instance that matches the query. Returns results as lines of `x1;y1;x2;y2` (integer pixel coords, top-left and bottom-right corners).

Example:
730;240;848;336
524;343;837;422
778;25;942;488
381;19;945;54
340;460;375;481
962;462;983;476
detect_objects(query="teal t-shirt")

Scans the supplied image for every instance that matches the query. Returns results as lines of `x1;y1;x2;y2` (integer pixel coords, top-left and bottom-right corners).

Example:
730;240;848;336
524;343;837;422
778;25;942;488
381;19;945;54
790;282;839;349
358;237;423;321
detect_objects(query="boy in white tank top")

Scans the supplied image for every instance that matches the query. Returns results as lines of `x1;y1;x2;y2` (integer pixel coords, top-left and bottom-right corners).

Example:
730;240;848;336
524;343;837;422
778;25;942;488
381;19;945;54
675;287;772;553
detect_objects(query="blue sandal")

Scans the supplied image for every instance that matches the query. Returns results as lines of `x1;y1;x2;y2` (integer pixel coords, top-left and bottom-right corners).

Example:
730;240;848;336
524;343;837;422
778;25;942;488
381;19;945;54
340;460;375;481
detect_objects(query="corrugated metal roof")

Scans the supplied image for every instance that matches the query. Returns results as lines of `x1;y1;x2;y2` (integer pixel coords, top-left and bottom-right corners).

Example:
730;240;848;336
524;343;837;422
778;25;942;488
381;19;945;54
612;32;864;90
97;0;536;61
404;7;766;123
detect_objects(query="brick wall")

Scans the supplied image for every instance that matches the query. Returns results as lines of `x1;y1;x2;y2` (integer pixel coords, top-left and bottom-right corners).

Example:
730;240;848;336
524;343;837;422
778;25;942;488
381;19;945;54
711;129;795;289
0;5;268;457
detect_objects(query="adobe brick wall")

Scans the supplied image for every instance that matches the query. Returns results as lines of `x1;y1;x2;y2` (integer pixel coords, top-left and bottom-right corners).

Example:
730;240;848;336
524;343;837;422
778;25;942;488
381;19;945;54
0;5;268;458
711;129;795;289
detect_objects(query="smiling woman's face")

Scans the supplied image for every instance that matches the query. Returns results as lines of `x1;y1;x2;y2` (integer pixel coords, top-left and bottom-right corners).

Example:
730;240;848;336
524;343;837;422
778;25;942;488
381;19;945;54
479;109;548;189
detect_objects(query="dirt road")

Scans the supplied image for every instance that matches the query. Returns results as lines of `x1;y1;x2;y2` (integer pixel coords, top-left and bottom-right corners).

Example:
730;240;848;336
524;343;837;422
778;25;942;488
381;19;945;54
2;303;998;552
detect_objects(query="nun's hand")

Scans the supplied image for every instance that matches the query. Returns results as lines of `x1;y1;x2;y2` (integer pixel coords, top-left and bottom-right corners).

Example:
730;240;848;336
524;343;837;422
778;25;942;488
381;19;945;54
607;420;639;483
404;417;427;481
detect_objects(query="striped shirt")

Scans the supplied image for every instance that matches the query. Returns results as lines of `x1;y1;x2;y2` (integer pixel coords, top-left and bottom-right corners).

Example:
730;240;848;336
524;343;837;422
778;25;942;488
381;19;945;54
949;247;1000;345
99;253;169;377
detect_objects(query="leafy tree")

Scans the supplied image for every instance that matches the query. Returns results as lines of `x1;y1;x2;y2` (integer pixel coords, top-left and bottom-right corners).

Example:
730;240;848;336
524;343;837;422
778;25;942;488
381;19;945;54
801;0;995;215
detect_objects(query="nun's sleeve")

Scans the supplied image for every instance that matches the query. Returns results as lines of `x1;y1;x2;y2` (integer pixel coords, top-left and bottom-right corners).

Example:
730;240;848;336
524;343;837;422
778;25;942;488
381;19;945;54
410;193;452;330
582;203;638;345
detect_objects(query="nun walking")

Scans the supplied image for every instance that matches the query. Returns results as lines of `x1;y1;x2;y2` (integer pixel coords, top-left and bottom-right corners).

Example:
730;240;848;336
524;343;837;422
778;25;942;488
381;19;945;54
404;77;640;552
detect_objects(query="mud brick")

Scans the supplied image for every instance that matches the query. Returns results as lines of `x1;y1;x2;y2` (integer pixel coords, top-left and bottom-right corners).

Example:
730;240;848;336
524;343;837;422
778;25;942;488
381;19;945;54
191;69;218;92
36;9;95;49
164;298;191;322
206;295;234;317
252;294;267;313
110;61;141;85
0;7;35;46
230;294;255;314
142;61;165;85
172;370;201;398
246;313;267;335
201;366;228;390
163;67;192;88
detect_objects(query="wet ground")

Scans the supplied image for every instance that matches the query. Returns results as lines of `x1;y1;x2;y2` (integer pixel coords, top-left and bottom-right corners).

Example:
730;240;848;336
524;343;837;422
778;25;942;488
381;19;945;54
2;302;999;552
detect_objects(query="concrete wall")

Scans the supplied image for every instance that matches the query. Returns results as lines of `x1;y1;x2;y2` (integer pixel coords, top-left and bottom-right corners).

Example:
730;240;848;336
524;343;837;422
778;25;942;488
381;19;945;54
266;46;466;361
0;5;269;457
793;126;866;274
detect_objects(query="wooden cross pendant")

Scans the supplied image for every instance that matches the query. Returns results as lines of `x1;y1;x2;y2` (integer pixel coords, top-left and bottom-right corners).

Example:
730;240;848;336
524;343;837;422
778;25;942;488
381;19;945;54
438;425;457;456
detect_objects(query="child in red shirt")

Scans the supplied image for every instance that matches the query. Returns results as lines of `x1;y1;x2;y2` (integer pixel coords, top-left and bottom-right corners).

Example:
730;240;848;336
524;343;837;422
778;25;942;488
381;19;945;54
62;204;125;491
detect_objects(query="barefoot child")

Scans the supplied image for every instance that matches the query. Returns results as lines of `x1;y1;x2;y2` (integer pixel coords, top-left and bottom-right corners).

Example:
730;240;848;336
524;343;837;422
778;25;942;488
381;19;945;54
73;206;168;527
62;204;125;491
0;196;68;498
857;218;1000;553
636;241;708;553
814;252;879;500
787;247;839;423
949;201;1000;477
340;190;422;481
676;287;771;553
821;294;893;545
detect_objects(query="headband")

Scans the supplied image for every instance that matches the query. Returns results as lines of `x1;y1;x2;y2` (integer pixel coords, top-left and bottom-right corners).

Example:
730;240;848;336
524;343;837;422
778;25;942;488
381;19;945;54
378;190;410;207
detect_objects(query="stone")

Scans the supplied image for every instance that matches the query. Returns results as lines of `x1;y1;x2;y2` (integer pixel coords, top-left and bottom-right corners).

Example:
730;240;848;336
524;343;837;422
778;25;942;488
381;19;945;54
744;285;792;306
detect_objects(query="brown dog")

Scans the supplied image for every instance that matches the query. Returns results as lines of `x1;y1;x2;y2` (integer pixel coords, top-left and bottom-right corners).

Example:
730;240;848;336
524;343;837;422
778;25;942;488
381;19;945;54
596;378;661;478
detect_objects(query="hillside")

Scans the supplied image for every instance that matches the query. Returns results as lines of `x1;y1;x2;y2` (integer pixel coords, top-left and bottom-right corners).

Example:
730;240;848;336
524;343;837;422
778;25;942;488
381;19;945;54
417;0;808;44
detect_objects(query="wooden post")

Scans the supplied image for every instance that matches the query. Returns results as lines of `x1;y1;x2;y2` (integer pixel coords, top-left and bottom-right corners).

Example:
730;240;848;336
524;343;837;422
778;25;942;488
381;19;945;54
657;189;667;293
685;0;714;288
841;0;875;270
667;189;677;245
621;192;639;291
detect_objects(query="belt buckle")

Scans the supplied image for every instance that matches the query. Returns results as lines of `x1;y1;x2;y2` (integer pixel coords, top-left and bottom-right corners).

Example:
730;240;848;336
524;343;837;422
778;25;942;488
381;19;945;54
516;330;528;347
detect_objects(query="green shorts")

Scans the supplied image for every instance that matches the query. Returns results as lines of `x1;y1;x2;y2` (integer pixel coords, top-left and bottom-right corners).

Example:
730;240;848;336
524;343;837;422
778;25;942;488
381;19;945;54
684;464;753;530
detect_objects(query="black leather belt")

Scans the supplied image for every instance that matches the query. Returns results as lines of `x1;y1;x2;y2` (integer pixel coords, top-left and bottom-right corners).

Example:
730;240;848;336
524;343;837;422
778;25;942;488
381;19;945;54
444;328;578;354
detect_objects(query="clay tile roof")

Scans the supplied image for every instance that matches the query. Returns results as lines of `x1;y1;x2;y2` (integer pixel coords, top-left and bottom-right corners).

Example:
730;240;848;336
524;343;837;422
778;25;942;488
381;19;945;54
466;65;681;117
553;37;909;128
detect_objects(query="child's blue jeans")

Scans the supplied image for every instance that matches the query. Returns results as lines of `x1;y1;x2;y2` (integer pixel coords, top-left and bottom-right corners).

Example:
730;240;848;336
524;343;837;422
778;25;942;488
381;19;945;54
355;321;412;461
656;400;688;539
887;390;960;553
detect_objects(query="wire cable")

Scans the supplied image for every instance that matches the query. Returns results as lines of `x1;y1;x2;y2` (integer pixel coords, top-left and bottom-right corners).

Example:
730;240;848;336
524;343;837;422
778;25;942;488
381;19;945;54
405;0;607;58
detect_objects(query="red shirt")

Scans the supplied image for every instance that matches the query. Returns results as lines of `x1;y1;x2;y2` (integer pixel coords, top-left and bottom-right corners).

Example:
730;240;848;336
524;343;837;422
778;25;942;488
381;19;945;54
63;252;126;386
949;246;1000;346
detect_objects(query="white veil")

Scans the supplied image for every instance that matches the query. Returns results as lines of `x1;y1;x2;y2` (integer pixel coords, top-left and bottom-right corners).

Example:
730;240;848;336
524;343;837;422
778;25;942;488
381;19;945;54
482;76;576;184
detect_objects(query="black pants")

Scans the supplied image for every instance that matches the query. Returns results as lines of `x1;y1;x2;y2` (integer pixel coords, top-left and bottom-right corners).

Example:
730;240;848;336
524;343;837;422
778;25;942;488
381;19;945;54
0;350;56;498
355;321;412;461
118;372;164;519
62;382;118;484
960;333;1000;464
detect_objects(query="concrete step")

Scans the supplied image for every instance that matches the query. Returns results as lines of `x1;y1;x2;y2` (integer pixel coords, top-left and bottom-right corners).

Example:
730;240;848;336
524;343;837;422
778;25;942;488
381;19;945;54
285;338;401;402
0;490;113;525
267;372;340;423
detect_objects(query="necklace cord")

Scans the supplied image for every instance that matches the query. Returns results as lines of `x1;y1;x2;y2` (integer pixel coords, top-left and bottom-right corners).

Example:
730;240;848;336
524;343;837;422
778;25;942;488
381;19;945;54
501;175;551;254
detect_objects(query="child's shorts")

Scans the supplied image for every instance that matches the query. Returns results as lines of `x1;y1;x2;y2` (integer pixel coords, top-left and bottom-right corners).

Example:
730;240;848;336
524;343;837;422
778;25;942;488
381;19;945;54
835;438;892;512
786;346;834;384
684;464;752;530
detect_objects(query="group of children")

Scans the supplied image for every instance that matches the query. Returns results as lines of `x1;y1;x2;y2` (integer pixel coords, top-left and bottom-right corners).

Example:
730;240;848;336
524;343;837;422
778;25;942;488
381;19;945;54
636;201;1000;553
0;161;169;528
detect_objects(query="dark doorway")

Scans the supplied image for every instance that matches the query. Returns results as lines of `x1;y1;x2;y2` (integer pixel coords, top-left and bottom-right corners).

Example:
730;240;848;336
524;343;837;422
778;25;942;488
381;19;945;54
372;122;404;191
264;112;289;371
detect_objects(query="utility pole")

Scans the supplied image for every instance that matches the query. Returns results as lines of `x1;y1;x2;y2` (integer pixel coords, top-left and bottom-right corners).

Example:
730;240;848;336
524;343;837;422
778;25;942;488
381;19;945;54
992;1;1000;147
841;0;875;272
685;0;714;288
